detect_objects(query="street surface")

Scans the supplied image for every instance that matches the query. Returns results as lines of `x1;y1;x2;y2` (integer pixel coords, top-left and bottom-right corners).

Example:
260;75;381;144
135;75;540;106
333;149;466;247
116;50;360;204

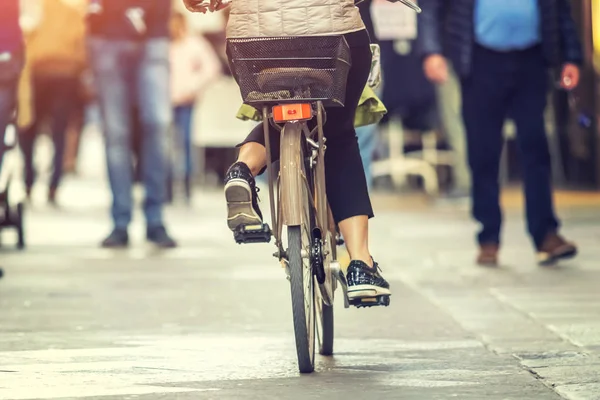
1;133;600;399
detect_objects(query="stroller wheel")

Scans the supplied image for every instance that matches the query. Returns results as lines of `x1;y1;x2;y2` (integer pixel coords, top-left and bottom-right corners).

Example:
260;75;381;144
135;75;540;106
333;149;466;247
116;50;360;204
16;202;24;250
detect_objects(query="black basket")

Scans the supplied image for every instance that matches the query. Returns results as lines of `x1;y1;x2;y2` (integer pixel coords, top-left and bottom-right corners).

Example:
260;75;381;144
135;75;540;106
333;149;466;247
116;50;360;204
226;36;352;107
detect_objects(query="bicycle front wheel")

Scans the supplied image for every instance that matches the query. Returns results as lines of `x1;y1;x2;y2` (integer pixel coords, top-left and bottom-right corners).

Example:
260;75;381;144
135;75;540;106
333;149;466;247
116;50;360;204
288;225;315;373
316;289;334;355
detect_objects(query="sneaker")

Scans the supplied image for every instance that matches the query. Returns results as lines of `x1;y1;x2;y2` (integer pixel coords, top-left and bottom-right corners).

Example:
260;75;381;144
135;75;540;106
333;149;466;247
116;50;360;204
537;232;577;265
147;225;177;248
346;260;391;300
101;228;129;248
224;162;263;231
477;243;499;266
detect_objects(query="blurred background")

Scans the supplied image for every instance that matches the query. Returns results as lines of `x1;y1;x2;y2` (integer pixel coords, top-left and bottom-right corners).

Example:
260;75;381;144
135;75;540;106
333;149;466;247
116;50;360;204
2;1;600;398
4;0;600;214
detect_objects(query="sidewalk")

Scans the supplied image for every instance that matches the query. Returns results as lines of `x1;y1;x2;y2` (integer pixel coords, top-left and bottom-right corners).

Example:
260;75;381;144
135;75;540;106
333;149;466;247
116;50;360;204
368;196;600;400
2;131;600;399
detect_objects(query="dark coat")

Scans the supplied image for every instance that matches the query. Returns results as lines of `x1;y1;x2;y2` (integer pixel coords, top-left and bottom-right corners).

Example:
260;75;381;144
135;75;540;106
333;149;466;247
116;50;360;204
417;0;583;77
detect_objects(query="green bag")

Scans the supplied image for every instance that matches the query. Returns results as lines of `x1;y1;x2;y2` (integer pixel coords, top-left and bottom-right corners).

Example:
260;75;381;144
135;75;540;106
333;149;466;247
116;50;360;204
235;85;387;128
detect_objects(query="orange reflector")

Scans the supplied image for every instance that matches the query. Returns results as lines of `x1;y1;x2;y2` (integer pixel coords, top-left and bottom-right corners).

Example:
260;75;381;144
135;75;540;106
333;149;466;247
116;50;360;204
272;104;312;123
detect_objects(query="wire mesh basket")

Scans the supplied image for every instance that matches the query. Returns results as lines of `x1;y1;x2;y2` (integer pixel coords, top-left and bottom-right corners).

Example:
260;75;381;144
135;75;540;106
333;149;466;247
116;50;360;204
226;35;352;107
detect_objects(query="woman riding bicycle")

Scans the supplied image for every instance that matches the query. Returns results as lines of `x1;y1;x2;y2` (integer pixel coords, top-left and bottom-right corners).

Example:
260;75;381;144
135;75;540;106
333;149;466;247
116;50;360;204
183;0;390;304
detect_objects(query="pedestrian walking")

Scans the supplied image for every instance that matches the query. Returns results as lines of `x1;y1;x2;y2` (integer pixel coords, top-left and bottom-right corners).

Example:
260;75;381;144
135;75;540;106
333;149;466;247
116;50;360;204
419;0;582;266
88;0;177;248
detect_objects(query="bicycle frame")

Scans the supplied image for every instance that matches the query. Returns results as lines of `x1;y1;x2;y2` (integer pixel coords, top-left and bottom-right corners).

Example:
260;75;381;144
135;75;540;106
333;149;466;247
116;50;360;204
261;101;340;306
263;102;329;244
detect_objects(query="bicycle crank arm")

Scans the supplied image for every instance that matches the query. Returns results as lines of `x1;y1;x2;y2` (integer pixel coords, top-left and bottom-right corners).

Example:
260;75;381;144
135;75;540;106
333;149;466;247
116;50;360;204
330;261;350;309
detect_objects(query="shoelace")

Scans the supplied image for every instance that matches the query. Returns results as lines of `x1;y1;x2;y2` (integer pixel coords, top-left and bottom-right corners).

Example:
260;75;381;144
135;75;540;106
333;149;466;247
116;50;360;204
254;186;261;202
350;260;382;274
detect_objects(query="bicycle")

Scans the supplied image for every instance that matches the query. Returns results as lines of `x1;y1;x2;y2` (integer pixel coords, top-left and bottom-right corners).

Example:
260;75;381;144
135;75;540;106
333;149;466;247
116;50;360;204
187;0;420;375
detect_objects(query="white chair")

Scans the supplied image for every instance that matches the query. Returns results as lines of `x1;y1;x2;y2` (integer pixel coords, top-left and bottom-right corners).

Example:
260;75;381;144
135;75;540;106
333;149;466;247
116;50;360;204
371;116;456;196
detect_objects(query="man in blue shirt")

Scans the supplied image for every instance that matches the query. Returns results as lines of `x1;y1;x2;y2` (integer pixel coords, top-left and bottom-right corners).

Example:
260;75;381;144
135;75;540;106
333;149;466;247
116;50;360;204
88;0;177;248
418;0;582;266
475;0;542;51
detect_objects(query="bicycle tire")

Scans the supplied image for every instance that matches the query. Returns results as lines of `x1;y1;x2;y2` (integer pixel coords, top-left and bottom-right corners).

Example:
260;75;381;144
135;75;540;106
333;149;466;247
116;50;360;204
288;225;315;373
313;104;335;356
317;293;334;355
281;121;316;373
16;202;24;250
315;225;336;356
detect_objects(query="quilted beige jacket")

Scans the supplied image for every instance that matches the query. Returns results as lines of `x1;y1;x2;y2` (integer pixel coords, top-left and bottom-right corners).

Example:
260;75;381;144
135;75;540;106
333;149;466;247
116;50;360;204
226;0;365;38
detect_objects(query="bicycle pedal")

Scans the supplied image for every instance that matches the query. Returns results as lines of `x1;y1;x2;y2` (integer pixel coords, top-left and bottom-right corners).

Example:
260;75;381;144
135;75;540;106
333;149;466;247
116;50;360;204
350;295;390;308
233;223;272;244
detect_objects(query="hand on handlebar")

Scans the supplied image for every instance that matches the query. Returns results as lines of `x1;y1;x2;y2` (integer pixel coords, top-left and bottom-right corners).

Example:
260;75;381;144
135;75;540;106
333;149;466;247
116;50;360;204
356;0;421;13
393;0;421;13
182;0;231;13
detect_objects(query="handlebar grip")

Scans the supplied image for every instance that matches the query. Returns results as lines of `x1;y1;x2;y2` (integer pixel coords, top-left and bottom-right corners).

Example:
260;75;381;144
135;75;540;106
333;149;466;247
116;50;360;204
355;0;421;13
390;0;422;13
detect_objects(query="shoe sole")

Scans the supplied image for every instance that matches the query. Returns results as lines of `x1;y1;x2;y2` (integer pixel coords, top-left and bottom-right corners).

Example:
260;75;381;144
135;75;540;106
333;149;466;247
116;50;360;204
101;242;129;249
538;246;578;266
347;284;391;299
225;179;262;231
148;240;177;249
477;258;498;267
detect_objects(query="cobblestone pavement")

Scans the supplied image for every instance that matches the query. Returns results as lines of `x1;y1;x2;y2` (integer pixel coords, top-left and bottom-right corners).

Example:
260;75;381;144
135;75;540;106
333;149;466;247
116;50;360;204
1;168;600;399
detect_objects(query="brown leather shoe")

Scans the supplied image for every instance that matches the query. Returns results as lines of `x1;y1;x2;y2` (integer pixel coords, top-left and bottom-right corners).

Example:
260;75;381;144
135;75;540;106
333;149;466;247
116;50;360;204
537;232;577;265
477;243;499;266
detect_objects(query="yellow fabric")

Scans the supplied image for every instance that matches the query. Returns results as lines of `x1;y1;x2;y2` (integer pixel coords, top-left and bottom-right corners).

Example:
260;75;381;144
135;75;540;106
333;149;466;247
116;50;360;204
16;60;33;129
235;85;387;127
593;0;600;74
26;0;87;75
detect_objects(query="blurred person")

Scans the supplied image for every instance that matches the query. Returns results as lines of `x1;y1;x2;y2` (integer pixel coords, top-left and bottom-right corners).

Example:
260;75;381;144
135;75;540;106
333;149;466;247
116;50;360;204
63;70;94;175
184;0;392;302
436;67;470;199
20;0;87;205
356;117;378;190
356;0;380;190
376;3;438;158
419;0;582;266
0;0;24;169
88;0;177;248
0;0;22;279
169;11;221;201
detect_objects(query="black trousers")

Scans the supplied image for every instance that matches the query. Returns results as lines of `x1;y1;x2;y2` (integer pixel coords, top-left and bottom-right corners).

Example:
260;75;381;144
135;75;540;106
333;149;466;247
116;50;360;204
461;44;559;249
239;30;374;224
21;73;79;190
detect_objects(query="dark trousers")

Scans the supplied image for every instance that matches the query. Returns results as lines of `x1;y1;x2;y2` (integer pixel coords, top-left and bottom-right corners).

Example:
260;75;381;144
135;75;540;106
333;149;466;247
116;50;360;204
240;30;374;223
0;82;17;172
461;44;559;249
89;38;171;229
21;73;79;190
173;104;194;178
